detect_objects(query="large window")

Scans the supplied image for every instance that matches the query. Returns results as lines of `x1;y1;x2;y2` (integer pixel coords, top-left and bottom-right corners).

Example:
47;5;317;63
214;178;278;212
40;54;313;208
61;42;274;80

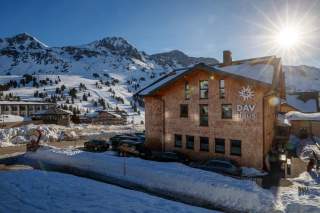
180;104;188;118
230;140;241;156
185;82;190;100
199;104;208;126
186;135;194;150
174;134;182;148
215;138;225;154
222;104;232;119
219;80;225;99
199;80;208;99
200;137;209;151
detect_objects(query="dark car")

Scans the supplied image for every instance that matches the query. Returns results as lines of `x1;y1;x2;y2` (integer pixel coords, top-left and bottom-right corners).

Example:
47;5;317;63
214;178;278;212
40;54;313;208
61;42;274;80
84;139;110;152
117;140;151;157
148;151;190;164
109;134;145;150
192;157;242;176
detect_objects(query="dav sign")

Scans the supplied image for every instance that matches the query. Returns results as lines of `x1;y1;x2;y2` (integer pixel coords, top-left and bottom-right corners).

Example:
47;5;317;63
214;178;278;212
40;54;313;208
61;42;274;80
236;86;257;120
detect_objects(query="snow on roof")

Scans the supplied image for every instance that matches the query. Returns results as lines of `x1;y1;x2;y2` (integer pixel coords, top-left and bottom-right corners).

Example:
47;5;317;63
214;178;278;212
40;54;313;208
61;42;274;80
285;111;320;121
138;68;189;96
138;57;277;96
213;62;274;84
286;94;318;113
0;101;54;105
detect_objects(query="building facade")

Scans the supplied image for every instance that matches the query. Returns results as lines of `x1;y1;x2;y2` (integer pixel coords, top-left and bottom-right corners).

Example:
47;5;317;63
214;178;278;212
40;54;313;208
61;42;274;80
0;101;55;117
138;52;285;169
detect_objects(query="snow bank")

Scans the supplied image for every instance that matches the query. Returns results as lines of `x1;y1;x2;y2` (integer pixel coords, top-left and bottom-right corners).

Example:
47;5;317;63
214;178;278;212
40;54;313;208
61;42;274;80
275;171;320;213
23;147;276;213
285;111;320;121
0;123;135;147
0;114;29;123
241;167;267;177
0;170;214;213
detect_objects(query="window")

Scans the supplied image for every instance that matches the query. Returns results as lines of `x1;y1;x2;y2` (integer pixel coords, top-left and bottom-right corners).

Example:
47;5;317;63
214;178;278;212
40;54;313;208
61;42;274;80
186;135;194;149
174;134;182;148
219;80;225;99
199;80;208;99
20;105;26;111
180;104;188;118
200;137;209;151
11;106;18;111
215;138;225;154
230;140;241;156
199;104;208;126
222;104;232;119
185;82;190;100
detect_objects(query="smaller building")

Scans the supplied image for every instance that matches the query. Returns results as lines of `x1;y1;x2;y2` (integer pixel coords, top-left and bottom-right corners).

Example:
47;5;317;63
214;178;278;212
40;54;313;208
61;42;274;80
80;110;127;125
0;101;55;117
32;107;72;126
285;111;320;137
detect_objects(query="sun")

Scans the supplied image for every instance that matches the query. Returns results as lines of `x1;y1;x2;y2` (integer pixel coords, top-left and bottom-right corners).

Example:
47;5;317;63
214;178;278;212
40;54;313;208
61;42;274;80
274;25;302;49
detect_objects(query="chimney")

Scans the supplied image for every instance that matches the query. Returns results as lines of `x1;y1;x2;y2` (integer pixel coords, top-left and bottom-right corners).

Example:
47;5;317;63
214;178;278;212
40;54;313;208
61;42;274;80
223;50;232;65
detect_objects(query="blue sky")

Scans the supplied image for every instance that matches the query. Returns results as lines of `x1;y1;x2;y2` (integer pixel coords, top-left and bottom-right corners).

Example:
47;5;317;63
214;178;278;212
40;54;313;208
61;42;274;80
1;0;320;66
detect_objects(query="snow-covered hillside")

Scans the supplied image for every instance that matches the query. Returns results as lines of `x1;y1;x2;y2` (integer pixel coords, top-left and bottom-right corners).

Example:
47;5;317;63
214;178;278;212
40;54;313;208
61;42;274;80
0;33;219;121
0;33;320;120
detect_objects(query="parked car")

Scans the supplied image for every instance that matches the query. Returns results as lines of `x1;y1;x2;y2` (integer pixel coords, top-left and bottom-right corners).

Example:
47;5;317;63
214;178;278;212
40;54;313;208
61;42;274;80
191;157;242;176
117;140;151;157
109;134;145;150
147;151;190;164
84;139;110;152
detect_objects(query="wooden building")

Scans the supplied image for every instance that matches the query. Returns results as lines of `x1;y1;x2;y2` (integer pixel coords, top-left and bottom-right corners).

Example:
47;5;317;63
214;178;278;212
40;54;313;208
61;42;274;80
32;107;72;126
80;110;127;125
137;51;285;169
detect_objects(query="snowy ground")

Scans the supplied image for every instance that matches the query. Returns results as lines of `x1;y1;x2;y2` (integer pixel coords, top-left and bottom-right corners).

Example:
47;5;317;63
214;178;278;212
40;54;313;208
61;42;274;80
274;171;320;213
0;123;140;147
19;146;276;213
0;170;216;213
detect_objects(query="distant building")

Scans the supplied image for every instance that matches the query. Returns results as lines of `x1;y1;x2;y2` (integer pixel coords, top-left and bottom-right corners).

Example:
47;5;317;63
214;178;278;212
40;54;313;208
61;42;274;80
0;101;55;117
32;107;72;126
281;92;320;113
137;51;285;169
80;110;127;125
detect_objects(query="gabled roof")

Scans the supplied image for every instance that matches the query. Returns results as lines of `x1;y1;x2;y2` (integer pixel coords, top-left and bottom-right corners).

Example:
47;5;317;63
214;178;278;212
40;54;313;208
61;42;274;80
284;92;319;113
137;56;280;96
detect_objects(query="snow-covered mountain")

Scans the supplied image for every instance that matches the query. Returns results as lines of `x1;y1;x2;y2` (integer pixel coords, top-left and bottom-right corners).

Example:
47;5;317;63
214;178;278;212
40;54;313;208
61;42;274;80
0;33;319;120
0;33;219;121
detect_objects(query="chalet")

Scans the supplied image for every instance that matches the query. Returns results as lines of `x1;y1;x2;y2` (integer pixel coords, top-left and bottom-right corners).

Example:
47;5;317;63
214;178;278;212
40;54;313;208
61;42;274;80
0;101;55;117
32;107;72;126
137;51;285;169
79;110;127;125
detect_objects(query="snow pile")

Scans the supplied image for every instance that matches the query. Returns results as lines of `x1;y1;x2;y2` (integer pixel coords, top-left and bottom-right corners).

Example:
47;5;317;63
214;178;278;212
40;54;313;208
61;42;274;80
296;137;320;162
242;167;267;177
0;114;28;123
275;171;320;213
0;170;214;213
285;111;320;121
22;147;276;213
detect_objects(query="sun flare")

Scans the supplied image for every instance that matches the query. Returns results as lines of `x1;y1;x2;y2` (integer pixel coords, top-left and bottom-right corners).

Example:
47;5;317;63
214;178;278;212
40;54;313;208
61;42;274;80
274;25;302;49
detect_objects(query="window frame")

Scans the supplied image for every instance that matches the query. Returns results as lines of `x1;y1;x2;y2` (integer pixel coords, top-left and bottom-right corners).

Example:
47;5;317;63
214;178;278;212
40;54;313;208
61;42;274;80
199;104;209;126
215;138;225;154
174;134;182;148
200;136;209;152
219;79;225;99
186;135;194;150
185;81;190;100
230;139;241;156
221;104;232;119
180;104;188;118
199;80;209;99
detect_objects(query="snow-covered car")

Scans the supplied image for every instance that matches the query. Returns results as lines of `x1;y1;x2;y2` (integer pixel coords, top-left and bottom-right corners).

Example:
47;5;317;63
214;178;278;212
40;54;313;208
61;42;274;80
192;157;242;176
84;139;110;152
